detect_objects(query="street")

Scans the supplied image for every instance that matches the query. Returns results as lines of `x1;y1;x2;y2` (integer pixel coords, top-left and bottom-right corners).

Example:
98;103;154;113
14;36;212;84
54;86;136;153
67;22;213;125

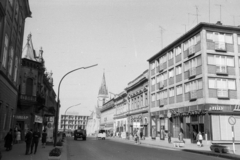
66;137;226;160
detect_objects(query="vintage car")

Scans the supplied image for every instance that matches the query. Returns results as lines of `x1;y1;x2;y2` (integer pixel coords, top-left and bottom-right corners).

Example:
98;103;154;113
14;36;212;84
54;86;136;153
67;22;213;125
97;129;106;140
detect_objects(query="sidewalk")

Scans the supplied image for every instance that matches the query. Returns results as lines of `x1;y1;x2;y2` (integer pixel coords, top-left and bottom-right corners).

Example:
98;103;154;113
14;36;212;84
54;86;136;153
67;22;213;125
108;136;240;160
0;139;68;160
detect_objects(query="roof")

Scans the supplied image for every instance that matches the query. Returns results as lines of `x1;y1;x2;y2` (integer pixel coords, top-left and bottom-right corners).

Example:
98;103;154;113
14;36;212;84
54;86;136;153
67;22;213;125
147;22;240;62
98;72;108;98
22;33;44;63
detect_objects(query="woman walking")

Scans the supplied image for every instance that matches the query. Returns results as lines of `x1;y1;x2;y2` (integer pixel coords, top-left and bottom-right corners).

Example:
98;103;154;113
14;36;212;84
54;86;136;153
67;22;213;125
4;129;13;151
41;129;47;148
16;130;21;143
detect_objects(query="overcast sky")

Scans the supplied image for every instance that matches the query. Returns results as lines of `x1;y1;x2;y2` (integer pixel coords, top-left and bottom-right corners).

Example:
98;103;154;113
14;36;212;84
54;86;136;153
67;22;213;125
23;0;240;116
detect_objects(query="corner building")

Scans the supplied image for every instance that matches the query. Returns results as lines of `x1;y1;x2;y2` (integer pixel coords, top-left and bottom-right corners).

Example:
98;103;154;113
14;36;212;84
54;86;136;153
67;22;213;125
148;22;240;143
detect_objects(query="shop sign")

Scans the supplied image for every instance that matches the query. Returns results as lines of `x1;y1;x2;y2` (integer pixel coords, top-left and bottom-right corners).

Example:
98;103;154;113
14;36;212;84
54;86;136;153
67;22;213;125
35;115;43;123
133;122;140;128
233;105;240;112
209;106;223;111
15;115;28;120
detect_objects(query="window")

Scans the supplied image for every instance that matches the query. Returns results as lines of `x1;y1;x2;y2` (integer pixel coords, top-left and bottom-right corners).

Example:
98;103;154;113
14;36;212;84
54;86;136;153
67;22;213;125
15;1;19;19
238;35;240;45
8;47;14;76
163;72;167;80
208;78;236;90
184;56;202;71
155;60;159;67
2;35;9;68
168;51;173;60
184;33;201;51
176;65;182;75
151;78;155;85
206;31;233;44
157;75;160;84
175;46;181;56
14;57;18;82
176;85;183;95
160;54;167;64
151;94;155;102
151;63;155;70
207;54;234;67
157;92;160;100
185;79;203;93
163;90;168;98
169;69;174;78
26;78;33;96
169;87;175;97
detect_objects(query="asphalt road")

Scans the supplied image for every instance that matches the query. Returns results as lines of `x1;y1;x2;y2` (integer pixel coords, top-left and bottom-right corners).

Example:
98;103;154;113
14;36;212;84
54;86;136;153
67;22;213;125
66;137;227;160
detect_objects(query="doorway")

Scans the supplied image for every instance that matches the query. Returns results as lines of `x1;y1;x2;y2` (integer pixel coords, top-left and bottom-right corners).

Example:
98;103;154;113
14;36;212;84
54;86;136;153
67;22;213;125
191;124;198;143
16;121;24;141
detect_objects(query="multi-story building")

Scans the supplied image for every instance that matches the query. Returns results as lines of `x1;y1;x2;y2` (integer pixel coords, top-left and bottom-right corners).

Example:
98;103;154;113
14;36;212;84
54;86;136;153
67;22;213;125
126;70;149;138
0;0;31;141
147;22;240;143
100;98;115;136
60;114;89;131
113;91;128;138
16;33;57;140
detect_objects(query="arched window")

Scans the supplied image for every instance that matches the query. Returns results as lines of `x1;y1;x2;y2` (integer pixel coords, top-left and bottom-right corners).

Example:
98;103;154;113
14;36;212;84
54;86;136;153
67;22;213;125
26;78;33;96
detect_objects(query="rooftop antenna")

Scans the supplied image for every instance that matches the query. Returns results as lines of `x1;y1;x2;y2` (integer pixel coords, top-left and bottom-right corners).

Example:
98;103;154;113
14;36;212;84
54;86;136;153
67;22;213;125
182;24;187;33
215;4;222;22
159;26;166;49
195;6;199;24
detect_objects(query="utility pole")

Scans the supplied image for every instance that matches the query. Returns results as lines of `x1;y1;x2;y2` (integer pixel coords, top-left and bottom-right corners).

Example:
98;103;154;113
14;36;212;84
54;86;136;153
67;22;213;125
159;26;165;49
215;4;222;22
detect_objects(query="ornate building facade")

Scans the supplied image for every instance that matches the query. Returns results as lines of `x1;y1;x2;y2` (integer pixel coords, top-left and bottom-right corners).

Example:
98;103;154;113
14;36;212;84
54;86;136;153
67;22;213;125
0;0;31;141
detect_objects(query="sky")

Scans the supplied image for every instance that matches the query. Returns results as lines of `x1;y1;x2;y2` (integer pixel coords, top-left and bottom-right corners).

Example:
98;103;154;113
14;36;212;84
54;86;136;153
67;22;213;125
23;0;240;116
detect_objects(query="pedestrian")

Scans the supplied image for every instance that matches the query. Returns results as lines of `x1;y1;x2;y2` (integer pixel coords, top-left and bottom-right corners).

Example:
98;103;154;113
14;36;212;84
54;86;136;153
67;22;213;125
140;129;143;140
168;131;172;143
16;130;21;143
13;129;17;144
4;129;13;151
25;129;33;155
197;132;203;147
178;131;184;143
137;128;141;144
41;129;47;148
30;128;41;154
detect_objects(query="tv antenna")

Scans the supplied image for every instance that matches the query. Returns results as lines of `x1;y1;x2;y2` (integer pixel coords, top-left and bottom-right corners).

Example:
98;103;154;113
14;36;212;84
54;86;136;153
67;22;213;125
215;4;222;22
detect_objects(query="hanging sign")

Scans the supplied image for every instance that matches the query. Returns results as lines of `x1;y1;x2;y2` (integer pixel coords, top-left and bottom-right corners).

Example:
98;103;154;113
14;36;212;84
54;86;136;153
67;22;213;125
35;115;43;123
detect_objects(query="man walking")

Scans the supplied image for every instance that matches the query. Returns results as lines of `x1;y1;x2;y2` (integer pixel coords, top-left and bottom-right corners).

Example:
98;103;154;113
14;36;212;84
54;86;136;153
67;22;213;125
25;129;33;155
30;128;41;154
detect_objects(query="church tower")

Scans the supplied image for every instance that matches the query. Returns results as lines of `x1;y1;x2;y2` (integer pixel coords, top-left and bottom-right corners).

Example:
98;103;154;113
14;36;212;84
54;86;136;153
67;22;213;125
98;72;108;108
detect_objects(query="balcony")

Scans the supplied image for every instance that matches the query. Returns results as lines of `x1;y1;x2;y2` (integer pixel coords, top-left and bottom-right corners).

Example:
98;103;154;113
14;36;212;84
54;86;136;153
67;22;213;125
215;42;226;52
216;66;228;75
189;68;196;79
217;89;229;99
190;90;197;101
188;46;195;57
20;95;36;102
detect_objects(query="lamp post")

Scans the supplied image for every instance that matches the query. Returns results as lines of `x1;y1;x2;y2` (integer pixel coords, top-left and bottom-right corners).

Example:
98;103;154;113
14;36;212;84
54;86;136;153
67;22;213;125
63;103;81;133
54;64;98;146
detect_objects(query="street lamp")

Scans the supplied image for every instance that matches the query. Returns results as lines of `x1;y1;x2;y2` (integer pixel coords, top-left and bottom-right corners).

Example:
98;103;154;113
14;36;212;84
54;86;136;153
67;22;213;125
63;103;81;133
54;64;98;146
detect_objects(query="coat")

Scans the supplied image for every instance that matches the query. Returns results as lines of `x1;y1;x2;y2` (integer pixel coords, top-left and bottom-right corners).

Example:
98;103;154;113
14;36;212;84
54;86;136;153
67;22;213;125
4;133;13;148
25;131;33;144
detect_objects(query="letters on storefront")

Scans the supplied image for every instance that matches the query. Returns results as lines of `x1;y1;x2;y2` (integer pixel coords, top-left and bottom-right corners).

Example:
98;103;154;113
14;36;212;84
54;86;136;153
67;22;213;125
15;115;28;120
209;106;223;111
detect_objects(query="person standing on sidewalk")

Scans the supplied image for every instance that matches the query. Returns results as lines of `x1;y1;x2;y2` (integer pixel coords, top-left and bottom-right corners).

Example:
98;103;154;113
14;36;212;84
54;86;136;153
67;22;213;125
197;132;203;147
25;129;33;155
30;128;41;154
168;131;172;143
4;129;13;151
137;128;141;144
16;130;21;143
41;129;47;148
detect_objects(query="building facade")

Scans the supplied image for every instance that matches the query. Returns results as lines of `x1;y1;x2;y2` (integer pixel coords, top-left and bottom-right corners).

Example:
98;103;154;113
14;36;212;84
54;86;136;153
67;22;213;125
148;22;240;143
113;91;128;138
126;70;149;138
16;34;57;141
0;0;31;141
100;98;115;136
86;107;101;136
60;114;89;131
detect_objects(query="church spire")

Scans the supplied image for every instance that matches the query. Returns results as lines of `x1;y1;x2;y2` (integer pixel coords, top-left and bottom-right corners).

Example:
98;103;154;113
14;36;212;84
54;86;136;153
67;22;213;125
98;72;108;101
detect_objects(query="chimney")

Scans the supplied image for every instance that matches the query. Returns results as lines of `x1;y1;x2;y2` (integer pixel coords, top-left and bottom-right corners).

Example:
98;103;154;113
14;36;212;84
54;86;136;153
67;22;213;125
216;21;222;25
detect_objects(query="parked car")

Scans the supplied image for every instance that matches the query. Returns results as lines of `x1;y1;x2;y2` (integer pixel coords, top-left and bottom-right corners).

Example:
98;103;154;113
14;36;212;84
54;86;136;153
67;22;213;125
97;129;106;140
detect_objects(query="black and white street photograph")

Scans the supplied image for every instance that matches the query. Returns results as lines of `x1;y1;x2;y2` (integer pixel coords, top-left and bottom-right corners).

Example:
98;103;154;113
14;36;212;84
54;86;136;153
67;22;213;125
0;0;240;160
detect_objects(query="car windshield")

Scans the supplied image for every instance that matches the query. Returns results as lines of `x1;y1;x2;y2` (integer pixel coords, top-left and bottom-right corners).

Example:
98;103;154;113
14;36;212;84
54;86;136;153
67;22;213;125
99;130;105;133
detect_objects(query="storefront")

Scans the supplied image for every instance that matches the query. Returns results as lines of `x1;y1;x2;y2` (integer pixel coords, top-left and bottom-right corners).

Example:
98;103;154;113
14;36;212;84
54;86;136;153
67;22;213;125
128;113;148;138
150;104;240;143
14;115;30;141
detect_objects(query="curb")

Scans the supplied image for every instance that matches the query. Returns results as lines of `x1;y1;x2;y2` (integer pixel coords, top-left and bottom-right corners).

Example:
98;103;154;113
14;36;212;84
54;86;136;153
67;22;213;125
108;137;240;160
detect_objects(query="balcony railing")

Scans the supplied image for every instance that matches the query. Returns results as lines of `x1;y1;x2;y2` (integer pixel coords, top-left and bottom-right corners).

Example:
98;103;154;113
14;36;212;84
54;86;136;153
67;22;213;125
20;95;36;102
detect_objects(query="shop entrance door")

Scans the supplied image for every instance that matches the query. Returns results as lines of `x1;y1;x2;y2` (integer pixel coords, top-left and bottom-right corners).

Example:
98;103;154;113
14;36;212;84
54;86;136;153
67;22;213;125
16;121;24;141
191;124;198;143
